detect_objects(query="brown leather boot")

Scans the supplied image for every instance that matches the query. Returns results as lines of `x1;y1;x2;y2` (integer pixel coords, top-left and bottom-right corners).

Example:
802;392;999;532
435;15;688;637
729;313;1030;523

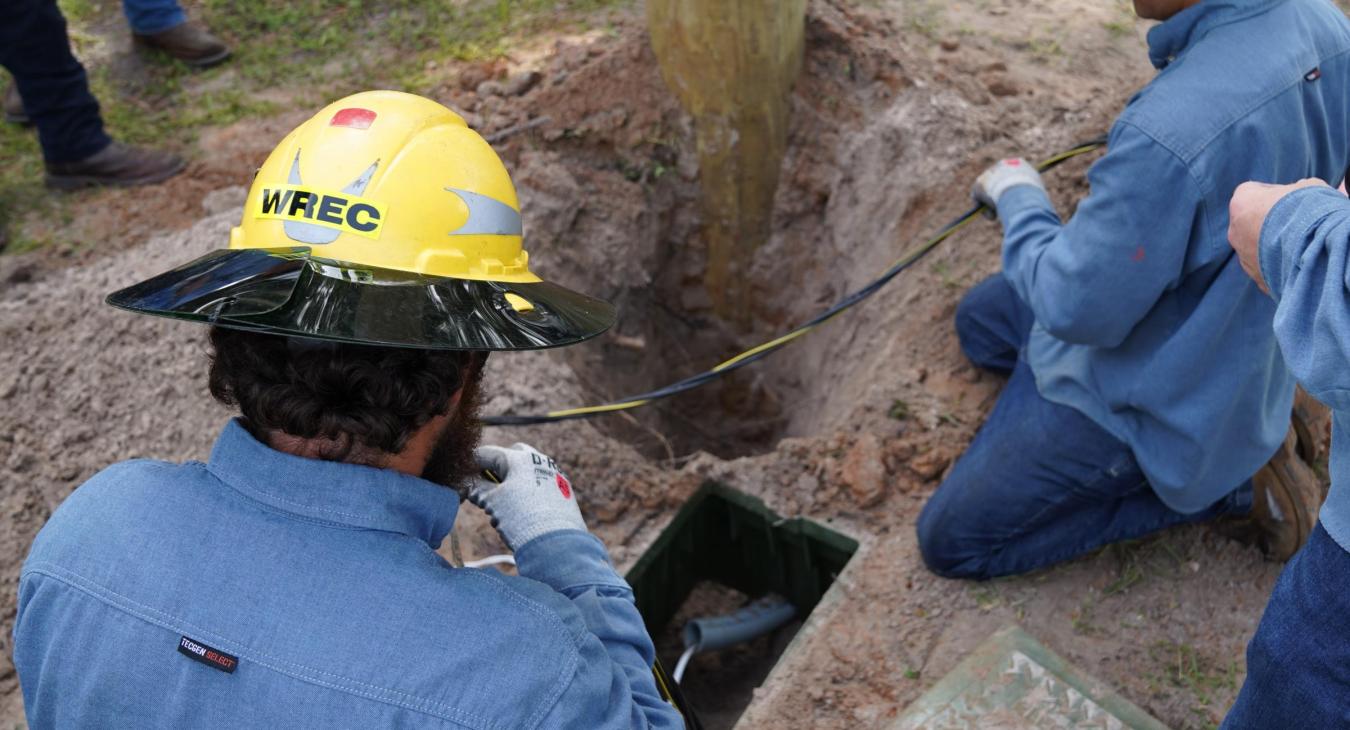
1250;429;1324;560
45;141;186;190
4;83;29;126
133;22;230;68
1292;386;1331;465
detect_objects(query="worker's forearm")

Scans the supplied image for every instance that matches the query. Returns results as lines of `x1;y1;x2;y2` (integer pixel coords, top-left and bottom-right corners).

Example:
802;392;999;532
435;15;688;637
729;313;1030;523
514;530;670;714
1260;186;1350;407
998;187;1136;346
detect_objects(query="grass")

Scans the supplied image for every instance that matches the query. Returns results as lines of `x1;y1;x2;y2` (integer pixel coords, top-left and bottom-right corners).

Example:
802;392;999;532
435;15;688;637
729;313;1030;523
1027;33;1065;62
1147;640;1239;729
1;0;628;251
968;585;1003;612
1103;0;1137;38
1101;534;1185;597
903;0;943;40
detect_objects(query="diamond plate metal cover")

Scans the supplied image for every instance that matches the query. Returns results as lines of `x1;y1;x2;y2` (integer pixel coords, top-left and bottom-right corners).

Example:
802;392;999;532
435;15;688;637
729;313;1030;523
893;626;1169;730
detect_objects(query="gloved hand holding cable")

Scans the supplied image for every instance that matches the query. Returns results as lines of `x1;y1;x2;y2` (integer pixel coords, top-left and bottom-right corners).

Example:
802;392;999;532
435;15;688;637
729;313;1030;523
972;157;1047;217
467;443;588;551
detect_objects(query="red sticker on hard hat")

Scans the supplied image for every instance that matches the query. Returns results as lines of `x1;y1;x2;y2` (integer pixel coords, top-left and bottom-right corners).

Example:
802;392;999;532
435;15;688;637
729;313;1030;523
1005;158;1022;166
330;108;376;129
557;473;572;499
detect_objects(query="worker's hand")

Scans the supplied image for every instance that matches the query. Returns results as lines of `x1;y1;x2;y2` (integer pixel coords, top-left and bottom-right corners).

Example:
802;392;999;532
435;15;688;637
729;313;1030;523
1228;179;1332;293
972;158;1045;218
466;443;587;551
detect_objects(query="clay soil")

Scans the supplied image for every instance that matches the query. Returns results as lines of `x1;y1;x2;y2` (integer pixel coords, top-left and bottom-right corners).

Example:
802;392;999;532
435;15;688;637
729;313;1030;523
0;1;1324;728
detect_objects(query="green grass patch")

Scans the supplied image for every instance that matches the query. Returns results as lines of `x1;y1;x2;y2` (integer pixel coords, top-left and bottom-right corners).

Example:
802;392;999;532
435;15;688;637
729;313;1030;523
3;0;629;250
1146;640;1238;729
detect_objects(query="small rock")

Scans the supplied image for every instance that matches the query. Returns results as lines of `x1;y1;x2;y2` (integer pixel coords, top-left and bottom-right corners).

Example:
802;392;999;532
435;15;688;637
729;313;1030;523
939;39;960;52
882;438;916;472
6;452;34;473
910;448;952;482
457;64;493;91
985;76;1020;97
578;107;629;134
558;44;588;67
476;80;506;98
200;185;247;216
503;70;542;96
2;258;35;285
841;434;886;508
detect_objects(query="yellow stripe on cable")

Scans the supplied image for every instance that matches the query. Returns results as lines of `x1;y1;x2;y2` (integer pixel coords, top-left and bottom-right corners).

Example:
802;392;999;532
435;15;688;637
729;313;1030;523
486;139;1106;426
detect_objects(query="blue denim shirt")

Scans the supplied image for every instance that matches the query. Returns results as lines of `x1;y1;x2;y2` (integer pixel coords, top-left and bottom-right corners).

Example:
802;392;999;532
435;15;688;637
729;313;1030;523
1261;187;1350;553
14;420;682;729
996;0;1350;512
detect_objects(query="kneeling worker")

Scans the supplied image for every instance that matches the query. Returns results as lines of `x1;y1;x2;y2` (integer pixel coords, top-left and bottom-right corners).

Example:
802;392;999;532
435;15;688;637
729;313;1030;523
916;0;1350;579
13;91;684;729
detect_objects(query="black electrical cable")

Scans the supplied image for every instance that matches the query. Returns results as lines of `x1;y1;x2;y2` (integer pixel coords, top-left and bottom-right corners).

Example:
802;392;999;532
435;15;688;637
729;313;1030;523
484;137;1108;427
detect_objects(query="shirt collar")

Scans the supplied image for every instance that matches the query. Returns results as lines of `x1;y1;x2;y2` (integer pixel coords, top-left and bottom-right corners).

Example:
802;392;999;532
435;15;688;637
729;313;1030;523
1147;0;1287;69
207;419;459;548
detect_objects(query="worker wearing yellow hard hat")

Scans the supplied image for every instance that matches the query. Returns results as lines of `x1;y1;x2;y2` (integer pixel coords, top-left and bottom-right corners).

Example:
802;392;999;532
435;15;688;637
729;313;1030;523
108;89;614;350
15;91;688;729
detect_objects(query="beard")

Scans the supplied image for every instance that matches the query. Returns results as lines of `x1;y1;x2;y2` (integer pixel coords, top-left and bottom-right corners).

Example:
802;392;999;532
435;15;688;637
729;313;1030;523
421;362;486;497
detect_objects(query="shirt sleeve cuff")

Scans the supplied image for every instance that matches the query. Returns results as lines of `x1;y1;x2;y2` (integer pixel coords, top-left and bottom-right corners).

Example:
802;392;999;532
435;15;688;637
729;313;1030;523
996;183;1055;220
1260;186;1348;301
512;529;633;595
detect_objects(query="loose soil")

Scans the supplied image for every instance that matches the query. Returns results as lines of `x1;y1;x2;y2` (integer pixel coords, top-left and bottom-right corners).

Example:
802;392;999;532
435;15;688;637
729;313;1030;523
0;1;1327;728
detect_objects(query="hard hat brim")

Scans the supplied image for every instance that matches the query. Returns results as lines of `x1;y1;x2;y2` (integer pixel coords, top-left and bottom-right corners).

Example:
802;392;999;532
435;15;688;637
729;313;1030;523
106;248;616;351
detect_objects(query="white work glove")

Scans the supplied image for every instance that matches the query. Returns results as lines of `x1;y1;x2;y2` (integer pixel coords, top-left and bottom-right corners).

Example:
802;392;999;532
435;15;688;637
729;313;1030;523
466;443;587;551
972;158;1046;217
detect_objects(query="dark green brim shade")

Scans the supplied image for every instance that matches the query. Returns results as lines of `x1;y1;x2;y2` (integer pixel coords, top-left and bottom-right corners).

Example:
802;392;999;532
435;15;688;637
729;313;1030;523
106;248;616;351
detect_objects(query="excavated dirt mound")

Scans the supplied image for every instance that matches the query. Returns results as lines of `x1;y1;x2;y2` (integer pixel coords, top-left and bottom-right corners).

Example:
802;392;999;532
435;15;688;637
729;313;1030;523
0;1;1305;728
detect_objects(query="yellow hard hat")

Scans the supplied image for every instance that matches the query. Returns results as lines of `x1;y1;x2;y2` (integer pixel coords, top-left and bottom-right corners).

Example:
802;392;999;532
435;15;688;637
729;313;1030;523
107;90;615;351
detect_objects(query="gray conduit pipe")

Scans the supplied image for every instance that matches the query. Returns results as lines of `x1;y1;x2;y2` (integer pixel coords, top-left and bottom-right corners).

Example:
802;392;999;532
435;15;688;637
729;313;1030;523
674;595;797;683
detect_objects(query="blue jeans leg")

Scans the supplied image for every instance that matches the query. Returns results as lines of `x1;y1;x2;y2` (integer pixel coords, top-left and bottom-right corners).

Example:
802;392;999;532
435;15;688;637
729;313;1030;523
0;0;110;163
916;358;1248;580
122;0;186;35
955;274;1035;373
1222;524;1350;729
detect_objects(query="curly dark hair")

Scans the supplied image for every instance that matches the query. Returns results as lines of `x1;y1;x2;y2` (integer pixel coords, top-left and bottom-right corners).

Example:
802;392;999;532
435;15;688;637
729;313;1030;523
207;327;484;464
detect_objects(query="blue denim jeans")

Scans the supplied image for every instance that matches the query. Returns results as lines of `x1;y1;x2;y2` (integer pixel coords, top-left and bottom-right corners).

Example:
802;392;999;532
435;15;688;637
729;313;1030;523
1;0;110;163
1223;524;1350;728
916;275;1251;580
122;0;185;35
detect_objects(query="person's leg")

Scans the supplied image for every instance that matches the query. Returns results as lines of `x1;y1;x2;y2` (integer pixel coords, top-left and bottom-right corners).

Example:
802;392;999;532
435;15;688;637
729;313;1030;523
124;0;229;69
1222;524;1350;728
0;0;110;163
121;0;185;35
916;360;1249;580
954;274;1035;373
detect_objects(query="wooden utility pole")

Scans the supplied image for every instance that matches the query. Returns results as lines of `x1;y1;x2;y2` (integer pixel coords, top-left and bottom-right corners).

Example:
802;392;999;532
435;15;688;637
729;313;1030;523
648;0;807;327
